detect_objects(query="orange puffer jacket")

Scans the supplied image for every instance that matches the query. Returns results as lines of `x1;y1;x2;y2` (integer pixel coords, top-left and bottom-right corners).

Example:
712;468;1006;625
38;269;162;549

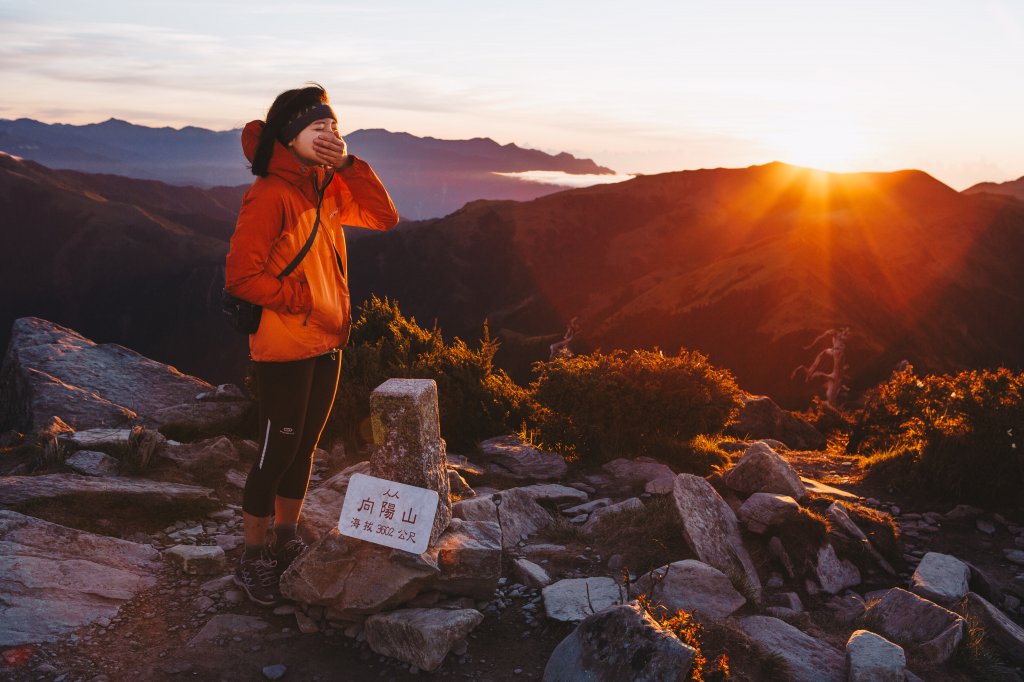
225;120;399;361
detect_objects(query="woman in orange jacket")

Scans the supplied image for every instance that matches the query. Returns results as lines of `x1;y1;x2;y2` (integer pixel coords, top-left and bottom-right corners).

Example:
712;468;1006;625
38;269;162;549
224;84;399;605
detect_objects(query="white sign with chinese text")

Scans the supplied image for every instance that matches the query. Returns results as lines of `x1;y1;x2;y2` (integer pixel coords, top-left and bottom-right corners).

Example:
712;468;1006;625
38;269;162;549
338;473;439;554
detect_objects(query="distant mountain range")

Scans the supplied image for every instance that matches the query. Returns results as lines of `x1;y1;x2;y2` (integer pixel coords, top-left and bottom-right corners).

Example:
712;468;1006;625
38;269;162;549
3;152;1023;406
0;118;614;219
963;175;1024;202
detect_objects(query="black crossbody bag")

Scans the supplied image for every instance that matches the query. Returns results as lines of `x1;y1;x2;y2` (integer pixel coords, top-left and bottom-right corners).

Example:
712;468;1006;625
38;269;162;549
222;175;343;334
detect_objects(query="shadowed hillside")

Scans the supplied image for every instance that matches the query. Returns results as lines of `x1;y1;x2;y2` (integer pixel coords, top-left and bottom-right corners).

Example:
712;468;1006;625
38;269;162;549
0;153;248;384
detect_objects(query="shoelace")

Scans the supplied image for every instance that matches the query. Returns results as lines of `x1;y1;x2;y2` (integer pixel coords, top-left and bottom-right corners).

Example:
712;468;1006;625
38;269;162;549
280;538;307;557
249;556;278;587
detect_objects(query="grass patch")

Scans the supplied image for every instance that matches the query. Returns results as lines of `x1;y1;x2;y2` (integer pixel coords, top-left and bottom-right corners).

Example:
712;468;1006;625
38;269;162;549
950;617;1019;681
773;507;829;574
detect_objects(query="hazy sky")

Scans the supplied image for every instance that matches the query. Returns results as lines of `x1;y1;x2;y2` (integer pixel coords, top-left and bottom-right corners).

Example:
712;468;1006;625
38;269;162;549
2;1;1022;189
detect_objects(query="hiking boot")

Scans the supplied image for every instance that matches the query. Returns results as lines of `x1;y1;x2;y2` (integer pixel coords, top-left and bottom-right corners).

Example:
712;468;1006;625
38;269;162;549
271;536;309;577
233;549;279;606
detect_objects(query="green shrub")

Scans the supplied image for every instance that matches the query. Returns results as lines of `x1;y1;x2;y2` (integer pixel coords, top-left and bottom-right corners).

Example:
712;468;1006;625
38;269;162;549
528;348;742;470
329;296;529;452
853;366;1024;505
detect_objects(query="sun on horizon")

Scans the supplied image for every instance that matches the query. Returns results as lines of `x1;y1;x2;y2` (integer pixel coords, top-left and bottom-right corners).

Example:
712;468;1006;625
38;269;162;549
759;113;873;175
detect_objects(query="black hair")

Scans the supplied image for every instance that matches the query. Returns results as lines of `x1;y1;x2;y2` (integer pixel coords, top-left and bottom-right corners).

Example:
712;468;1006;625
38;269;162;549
251;83;330;177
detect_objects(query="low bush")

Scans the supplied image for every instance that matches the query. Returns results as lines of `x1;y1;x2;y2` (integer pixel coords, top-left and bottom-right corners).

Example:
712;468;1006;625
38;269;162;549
528;348;742;471
328;296;530;452
852;366;1024;505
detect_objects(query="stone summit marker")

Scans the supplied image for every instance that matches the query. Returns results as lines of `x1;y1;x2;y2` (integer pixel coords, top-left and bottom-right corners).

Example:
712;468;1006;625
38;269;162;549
339;473;438;554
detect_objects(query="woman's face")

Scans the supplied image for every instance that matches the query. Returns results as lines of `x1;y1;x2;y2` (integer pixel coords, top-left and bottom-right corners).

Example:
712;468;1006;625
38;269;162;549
288;117;339;166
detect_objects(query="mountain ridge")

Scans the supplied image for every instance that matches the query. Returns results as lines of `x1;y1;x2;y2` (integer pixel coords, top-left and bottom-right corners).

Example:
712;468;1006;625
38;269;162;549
0;118;616;219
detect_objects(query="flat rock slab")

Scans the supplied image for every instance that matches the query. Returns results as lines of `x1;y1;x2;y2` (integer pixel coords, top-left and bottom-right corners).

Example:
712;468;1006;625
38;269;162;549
365;607;483;672
738;615;846;682
543;601;696;682
515;483;589;505
910;552;970;605
0;473;214;507
630;559;746;619
863;588;965;665
478;435;567;482
543;577;625;622
846;629;906;682
0;510;161;646
189;614;270;646
671;474;762;603
800;477;860;501
64;450;120;477
0;317;213;433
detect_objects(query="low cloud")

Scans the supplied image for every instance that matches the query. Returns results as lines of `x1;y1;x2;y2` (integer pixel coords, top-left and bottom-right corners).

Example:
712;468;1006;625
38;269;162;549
494;170;634;188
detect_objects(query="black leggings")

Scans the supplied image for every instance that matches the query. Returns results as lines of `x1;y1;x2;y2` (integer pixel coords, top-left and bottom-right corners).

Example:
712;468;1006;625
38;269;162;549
242;350;342;517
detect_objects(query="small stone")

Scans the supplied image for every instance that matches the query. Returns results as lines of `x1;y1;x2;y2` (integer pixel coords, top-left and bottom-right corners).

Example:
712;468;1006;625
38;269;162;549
976;519;996;535
262;664;287;680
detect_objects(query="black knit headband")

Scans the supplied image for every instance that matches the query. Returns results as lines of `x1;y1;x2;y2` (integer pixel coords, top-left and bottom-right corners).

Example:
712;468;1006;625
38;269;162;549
278;103;336;145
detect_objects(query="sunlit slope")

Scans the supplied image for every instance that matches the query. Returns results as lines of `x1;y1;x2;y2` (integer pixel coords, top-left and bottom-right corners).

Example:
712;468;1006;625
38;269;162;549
348;162;1024;402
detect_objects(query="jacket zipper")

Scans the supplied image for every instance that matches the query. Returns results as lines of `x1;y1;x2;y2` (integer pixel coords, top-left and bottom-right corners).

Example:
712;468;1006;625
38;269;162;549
302;172;333;327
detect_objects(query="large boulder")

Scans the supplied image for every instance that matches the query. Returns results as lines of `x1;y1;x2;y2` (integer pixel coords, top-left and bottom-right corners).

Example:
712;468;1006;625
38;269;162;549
156;436;242;474
629;560;746;619
0;510;161;646
862;588;965;665
814;543;861;594
299;461;372;540
364;607;483;672
581;497;644;533
909;552;970;606
737;492;799;533
428;517;502;599
726;395;826;450
846;629;906;682
542;577;625;622
738;615;846;682
543;601;696;682
723;442;806;500
0;473;214;508
670;474;762;603
824;502;896;575
0;317;215;434
478;435;568;482
958;592;1024;664
369;379;451;545
279;529;439;618
601;457;676;495
452;487;553;548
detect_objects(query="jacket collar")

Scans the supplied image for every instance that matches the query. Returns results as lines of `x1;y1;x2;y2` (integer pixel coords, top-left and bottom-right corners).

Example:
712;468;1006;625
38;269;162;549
241;120;331;194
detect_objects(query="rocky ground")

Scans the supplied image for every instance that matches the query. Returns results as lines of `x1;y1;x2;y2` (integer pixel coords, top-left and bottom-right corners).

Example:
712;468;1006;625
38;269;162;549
3;319;1024;681
3;435;1022;681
